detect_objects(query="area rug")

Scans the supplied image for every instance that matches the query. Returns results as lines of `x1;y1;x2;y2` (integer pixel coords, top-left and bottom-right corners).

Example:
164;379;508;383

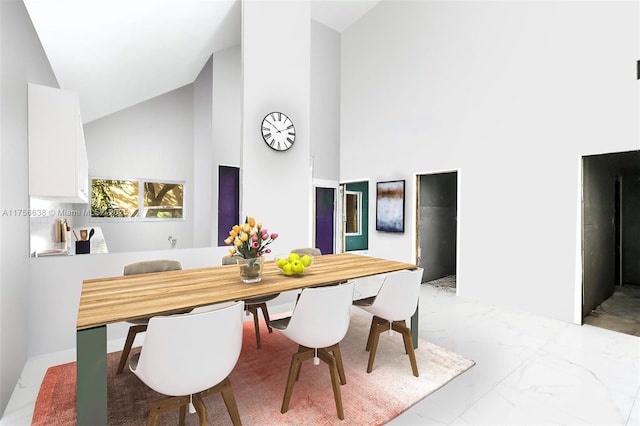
32;314;474;425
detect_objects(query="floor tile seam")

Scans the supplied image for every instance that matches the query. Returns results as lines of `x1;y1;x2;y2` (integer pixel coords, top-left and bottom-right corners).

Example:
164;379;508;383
626;386;640;425
446;349;541;425
498;344;640;426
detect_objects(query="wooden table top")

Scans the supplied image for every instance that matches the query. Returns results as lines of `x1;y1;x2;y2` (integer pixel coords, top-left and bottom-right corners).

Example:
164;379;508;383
77;253;417;330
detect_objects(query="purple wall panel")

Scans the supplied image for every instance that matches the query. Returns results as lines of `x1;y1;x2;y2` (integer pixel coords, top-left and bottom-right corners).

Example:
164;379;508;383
315;187;335;254
218;166;240;246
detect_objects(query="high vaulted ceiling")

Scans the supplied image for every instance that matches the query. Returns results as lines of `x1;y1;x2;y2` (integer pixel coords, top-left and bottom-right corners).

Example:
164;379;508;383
23;0;380;123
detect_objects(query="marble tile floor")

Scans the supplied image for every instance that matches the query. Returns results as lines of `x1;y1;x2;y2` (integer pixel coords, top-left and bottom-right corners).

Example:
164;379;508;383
2;284;640;425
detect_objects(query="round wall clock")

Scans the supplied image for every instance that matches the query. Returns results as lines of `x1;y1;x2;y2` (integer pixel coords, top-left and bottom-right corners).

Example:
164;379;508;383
261;111;296;151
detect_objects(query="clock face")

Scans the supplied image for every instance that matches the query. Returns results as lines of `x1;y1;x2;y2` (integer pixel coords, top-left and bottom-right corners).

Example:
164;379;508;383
261;112;296;151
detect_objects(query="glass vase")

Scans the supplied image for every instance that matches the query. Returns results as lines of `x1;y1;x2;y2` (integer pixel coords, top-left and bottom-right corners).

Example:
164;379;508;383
237;257;264;283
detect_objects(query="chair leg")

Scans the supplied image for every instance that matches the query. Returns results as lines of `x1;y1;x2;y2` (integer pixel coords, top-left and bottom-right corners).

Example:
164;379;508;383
250;305;262;349
365;317;377;351
258;303;273;333
327;343;347;385
191;393;208;426
318;346;345;420
281;348;314;414
146;395;189;426
282;346;346;420
367;316;390;373
117;324;146;374
200;376;242;426
393;320;419;377
219;378;242;426
178;404;187;426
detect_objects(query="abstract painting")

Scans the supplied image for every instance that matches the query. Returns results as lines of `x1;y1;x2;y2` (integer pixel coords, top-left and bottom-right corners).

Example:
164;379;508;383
376;180;405;233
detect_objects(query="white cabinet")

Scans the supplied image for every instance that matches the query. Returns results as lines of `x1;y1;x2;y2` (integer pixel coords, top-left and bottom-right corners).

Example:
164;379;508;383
28;83;89;203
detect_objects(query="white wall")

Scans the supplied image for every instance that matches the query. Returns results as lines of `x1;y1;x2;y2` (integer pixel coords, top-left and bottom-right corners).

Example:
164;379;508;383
311;20;340;181
193;55;214;248
0;0;58;414
212;45;242;247
241;0;313;252
213;45;242;168
341;0;639;322
81;85;196;252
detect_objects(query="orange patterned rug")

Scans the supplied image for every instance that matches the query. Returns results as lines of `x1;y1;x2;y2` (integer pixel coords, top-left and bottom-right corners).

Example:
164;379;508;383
32;313;474;425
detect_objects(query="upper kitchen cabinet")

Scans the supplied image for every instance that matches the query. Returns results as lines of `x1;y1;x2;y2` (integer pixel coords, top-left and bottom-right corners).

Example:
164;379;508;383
28;83;89;203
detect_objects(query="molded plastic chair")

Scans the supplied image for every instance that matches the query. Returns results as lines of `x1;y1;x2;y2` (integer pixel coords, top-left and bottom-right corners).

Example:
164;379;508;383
129;301;244;426
290;247;322;256
353;268;423;377
222;256;278;348
116;259;184;374
269;281;355;420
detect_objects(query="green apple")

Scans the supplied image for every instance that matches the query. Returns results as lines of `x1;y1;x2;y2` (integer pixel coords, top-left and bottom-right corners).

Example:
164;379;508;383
300;255;312;267
291;260;305;275
276;258;288;269
282;263;293;276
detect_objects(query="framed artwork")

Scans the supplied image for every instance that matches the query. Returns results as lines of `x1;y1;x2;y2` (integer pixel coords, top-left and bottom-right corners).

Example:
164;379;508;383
376;180;405;233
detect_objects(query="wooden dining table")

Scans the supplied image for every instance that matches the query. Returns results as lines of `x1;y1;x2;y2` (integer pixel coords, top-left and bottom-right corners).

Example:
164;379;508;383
76;253;419;425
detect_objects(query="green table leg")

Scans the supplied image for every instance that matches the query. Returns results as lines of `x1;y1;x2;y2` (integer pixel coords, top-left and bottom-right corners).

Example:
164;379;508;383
410;304;418;349
77;326;107;425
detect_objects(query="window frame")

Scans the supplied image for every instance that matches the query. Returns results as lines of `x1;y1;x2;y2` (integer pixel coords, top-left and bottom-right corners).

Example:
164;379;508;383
344;190;362;236
90;177;185;222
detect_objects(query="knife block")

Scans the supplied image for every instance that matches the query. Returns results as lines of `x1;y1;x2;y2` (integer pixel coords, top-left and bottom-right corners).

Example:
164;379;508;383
75;240;90;255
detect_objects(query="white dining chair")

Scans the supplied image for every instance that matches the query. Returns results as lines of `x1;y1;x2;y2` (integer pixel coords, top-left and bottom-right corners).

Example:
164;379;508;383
222;255;278;349
269;280;355;420
129;301;244;425
116;259;184;374
353;268;423;377
290;247;322;256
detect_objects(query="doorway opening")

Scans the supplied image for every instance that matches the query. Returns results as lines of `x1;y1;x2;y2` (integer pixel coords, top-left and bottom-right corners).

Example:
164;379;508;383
582;150;640;337
416;172;458;290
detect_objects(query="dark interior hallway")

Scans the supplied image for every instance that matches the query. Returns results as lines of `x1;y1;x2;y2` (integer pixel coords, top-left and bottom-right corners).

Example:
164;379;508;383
583;284;640;337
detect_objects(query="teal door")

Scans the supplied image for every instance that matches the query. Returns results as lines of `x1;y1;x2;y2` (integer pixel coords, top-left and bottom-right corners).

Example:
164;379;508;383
343;181;368;252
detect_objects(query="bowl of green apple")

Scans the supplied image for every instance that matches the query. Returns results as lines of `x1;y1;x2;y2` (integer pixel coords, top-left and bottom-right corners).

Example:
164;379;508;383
275;253;313;276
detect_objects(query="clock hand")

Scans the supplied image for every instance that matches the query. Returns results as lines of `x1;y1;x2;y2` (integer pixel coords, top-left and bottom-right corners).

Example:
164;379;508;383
266;119;282;133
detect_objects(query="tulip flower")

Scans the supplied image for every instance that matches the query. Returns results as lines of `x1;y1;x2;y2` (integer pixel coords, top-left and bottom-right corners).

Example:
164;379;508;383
223;216;278;259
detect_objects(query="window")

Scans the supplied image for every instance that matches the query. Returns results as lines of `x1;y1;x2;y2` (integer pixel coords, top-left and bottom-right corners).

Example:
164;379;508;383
344;190;362;235
91;178;184;220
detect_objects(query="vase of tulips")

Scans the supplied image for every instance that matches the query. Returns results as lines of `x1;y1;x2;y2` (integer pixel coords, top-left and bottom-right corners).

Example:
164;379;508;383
224;216;278;283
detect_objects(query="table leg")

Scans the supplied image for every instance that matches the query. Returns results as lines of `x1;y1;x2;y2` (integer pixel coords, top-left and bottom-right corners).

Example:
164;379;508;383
410;305;418;349
77;325;107;425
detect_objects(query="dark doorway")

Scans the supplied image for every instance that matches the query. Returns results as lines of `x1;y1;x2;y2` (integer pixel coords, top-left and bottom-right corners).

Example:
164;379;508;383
417;172;457;284
315;187;335;255
582;150;640;337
